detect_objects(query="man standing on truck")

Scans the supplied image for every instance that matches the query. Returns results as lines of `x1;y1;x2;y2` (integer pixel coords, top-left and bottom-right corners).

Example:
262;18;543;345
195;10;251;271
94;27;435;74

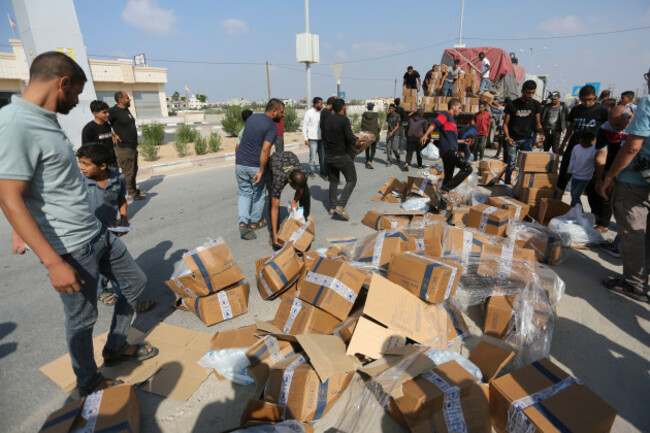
403;66;421;93
441;59;462;97
420;98;474;192
423;65;436;96
478;52;491;92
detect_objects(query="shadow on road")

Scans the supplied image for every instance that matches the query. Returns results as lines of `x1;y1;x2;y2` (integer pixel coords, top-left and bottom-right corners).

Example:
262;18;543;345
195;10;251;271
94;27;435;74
128;175;166;219
0;322;17;360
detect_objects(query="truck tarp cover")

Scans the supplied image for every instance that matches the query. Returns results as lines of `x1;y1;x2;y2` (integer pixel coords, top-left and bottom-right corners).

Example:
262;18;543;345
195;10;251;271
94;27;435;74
441;46;522;100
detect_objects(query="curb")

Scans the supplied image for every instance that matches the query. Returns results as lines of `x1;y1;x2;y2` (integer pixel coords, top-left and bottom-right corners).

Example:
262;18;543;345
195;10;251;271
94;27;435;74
138;142;306;177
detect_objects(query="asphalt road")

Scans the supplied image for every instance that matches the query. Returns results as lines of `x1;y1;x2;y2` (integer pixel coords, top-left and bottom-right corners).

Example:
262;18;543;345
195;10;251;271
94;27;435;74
0;145;648;432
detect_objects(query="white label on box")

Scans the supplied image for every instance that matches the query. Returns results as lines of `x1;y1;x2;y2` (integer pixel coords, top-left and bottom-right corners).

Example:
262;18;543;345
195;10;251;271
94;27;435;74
289;219;312;243
305;271;358;303
372;231;386;266
462;231;473;265
415;238;425;251
500;197;522;220
421;371;468;433
498;245;515;278
217;290;233;320
479;206;498;232
173;279;197;298
284;298;303;334
70;390;103;433
407;252;458;300
277;354;308;415
262;335;283;365
390;219;398;229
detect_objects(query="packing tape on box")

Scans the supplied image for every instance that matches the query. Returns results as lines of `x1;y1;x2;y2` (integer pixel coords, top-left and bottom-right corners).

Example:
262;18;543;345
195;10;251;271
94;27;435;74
77;389;104;432
259;245;295;298
372;231;386;266
462;230;473;265
188;252;215;293
421;370;469;433
543;235;557;264
508;361;582;433
283;298;303;334
276;354;308;419
479;206;498;232
498;245;515;279
289;219;314;243
172;279;197;298
417;178;431;196
305;271;358;304
499;197;522;220
217;290;233;320
443;303;467;346
407;252;458;300
415;238;426;251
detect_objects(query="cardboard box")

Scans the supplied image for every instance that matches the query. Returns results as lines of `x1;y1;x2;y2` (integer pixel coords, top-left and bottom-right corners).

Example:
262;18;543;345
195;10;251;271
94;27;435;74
517;151;560;173
209;325;259;352
476;244;537;282
443;302;469;347
358;230;414;267
297;258;365;320
239;400;316;433
264;353;354;422
362;210;412;231
392;361;491;433
491;183;516;198
372;176;407;202
488;196;530;221
518;187;561;205
479;159;506;175
537;198;571;226
363;274;447;348
271;296;341;335
259;245;304;300
452;204;471;227
39;384;140;433
468;203;511;237
402;101;417;112
517;172;558;189
178;280;249;326
490;358;617;433
467;341;514;383
483;295;516;338
346;316;407;359
245;335;298;386
480;91;495;104
165;241;245;298
443;226;490;261
331;309;362;344
403;224;445;257
515;231;563;265
387;253;462;303
406;176;438;199
277;216;315;253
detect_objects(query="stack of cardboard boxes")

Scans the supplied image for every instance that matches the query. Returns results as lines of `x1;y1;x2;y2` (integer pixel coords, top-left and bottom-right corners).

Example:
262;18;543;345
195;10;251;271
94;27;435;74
425;64;480;98
515;151;561;220
402;87;418;112
479;160;507;186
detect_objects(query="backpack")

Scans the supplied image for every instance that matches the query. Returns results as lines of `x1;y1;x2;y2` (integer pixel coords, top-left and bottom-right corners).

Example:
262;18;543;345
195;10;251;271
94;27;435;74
407;117;427;138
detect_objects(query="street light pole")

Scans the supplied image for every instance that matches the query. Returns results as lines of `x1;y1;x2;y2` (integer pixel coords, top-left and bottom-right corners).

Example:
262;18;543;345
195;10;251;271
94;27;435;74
305;0;311;107
456;0;465;47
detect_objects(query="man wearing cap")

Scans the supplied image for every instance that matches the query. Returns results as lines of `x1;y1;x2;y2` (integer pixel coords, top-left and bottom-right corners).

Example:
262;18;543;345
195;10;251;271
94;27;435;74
541;91;568;153
361;102;381;169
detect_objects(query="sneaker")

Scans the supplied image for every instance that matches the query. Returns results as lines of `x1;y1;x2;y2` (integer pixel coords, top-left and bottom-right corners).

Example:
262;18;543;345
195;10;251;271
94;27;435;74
600;242;620;259
401;165;409;172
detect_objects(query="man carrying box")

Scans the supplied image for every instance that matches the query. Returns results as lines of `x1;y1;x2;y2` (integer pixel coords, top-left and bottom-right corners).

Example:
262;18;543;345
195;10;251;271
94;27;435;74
403;66;421;92
440;59;462;97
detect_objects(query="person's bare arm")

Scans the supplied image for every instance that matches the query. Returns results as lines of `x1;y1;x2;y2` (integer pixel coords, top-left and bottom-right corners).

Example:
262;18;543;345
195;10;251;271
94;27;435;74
599;135;645;200
417;76;421;92
253;141;273;185
0;180;82;293
390;121;400;137
503;114;514;146
270;197;282;247
421;124;436;145
11;229;26;254
593;148;607;187
118;196;129;226
535;113;545;142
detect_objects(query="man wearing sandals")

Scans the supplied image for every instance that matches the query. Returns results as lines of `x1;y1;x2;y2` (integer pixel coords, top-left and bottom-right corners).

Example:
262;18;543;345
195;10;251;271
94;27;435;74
235;98;284;240
598;68;650;303
0;52;158;396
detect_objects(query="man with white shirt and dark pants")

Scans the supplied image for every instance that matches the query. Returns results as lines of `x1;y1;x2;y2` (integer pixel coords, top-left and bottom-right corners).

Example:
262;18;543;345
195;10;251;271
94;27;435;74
302;97;323;177
478;52;491;92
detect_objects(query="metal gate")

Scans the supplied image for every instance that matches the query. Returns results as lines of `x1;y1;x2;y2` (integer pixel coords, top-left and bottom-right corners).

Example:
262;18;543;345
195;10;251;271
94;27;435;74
133;91;162;118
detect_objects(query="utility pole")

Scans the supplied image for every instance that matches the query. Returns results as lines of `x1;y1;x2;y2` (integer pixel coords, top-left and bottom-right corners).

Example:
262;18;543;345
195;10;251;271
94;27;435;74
265;61;271;101
455;0;466;48
305;0;311;107
394;78;397;100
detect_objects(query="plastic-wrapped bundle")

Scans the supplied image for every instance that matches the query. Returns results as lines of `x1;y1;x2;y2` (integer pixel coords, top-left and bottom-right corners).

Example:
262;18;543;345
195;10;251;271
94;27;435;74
400;196;430;211
422;348;483;381
548;204;605;247
507;220;568;265
169;237;226;280
471;191;490;206
448;172;479;205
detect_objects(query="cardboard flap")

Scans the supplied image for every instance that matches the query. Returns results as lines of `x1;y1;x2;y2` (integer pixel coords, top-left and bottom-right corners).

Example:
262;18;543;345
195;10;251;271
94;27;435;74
468;341;515;382
255;320;284;335
39;399;84;433
346;317;406;359
240;400;284;425
296;334;360;381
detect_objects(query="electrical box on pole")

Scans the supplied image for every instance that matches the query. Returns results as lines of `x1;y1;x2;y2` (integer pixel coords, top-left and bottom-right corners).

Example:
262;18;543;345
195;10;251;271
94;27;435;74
296;33;319;63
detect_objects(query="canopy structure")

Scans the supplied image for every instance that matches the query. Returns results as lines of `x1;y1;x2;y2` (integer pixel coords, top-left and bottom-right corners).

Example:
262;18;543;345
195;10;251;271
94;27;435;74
441;46;524;101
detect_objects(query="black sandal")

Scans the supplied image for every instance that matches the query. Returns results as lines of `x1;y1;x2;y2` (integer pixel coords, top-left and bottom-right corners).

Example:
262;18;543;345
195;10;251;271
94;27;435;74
603;276;649;302
103;342;159;367
250;220;267;230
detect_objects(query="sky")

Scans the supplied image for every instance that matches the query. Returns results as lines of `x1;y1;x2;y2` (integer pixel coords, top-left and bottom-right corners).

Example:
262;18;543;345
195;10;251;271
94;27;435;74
1;0;649;102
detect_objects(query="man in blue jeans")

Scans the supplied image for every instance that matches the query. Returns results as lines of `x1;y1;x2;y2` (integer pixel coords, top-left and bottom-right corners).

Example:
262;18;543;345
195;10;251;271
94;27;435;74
235;98;284;240
0;52;157;397
502;80;545;184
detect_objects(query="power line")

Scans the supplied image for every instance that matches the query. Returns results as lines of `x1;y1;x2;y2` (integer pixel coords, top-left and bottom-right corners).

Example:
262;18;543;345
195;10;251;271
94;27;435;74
271;64;393;81
464;25;650;41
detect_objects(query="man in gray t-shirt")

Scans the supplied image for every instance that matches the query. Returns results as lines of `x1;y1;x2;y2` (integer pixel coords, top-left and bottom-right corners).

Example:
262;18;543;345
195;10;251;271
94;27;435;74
0;52;157;396
441;59;462;97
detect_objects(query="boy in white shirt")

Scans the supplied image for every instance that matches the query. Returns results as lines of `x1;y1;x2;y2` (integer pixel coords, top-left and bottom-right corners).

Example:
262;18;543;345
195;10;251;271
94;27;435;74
568;130;602;207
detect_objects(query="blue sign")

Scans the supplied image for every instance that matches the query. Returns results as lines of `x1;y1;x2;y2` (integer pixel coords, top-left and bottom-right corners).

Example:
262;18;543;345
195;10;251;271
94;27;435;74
571;86;581;97
339;91;346;100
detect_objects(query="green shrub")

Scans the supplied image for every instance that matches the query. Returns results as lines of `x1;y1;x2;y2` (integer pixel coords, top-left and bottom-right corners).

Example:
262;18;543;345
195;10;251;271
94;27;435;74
208;131;222;153
139;138;159;161
142;122;165;145
221;106;245;136
194;136;207;155
378;110;387;129
174;139;190;157
283;106;300;133
350;113;361;133
174;124;200;143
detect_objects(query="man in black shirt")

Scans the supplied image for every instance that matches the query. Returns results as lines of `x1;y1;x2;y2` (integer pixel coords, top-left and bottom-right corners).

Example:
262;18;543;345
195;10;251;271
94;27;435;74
109;91;145;200
557;84;609;191
403;66;421;92
323;99;358;221
82;100;117;168
394;97;411;154
266;151;310;248
503;80;544;184
319;96;336;178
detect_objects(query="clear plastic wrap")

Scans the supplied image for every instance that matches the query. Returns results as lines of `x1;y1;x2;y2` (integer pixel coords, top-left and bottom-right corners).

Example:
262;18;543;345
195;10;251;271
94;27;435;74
169;237;225;279
197;348;254;385
422;348;483;381
507;220;569;265
447;173;479;205
547;204;605;247
231;421;308;433
400;196;430;211
421;142;440;160
471;191;490;206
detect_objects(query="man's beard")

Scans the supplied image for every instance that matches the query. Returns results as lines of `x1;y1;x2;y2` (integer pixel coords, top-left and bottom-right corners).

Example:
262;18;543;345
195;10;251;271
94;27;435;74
56;97;75;114
273;115;282;122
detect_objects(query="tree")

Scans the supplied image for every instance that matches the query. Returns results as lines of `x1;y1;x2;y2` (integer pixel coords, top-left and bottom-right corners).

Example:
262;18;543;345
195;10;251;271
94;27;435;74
283;106;300;133
222;105;245;136
180;96;186;101
196;94;208;103
171;91;180;101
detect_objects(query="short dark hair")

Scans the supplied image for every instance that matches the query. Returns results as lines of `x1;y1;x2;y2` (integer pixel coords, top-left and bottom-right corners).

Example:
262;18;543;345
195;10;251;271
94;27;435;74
522;80;537;91
265;98;285;112
602;98;617;111
621;91;635;99
29;51;87;85
313;97;323;106
580;130;596;143
394;98;401;105
75;143;116;166
332;98;345;113
241;109;253;122
579;85;596;98
289;170;307;189
326;96;337;106
453;59;460;65
114;91;126;103
479;52;485;57
479;102;487;108
90;100;109;113
389;103;396;108
407;66;413;70
599;90;611;99
448;98;462;109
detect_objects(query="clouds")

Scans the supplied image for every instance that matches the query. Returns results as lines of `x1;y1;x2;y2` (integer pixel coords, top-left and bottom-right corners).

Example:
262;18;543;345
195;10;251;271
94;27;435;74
121;0;178;36
221;18;249;36
334;50;347;60
351;41;406;57
539;15;586;36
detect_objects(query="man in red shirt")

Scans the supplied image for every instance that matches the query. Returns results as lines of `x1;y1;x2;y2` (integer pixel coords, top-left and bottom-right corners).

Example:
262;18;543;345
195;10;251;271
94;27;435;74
471;103;491;161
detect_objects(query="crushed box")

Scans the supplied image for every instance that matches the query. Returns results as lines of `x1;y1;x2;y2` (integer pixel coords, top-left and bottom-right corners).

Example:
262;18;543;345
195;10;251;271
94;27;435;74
358;230;414;267
387;252;462;303
406;176;438;199
177;280;249;326
346;316;407;359
271;296;341;335
487;196;530;221
258;245;304;300
483;295;516;339
537;198;571;226
372;177;407;203
277;216;315;253
452;204;471;227
443;302;469;347
476;244;536;282
517;151;560;173
468;203;511;236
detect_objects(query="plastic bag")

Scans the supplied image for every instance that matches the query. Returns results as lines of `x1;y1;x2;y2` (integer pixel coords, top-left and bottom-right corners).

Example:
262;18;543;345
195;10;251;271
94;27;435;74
421;142;440;160
231;421;308;433
288;207;306;224
548;204;605;247
507;220;569;265
401;196;430;211
197;348;254;386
